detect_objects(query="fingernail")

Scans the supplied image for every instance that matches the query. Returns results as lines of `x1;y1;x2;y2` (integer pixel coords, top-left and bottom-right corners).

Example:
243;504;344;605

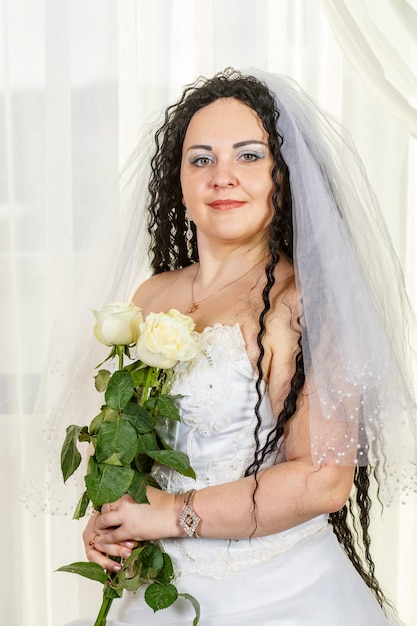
124;541;135;549
122;550;132;559
113;563;121;572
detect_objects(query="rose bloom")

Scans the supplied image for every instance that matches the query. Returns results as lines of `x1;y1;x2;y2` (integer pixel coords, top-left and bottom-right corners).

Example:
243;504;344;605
93;302;143;346
135;309;199;368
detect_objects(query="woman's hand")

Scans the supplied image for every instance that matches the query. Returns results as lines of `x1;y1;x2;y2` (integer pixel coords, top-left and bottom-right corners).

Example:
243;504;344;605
83;510;136;572
83;487;183;572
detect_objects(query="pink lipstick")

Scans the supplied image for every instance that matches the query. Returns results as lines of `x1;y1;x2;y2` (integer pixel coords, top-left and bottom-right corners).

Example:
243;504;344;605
208;199;246;210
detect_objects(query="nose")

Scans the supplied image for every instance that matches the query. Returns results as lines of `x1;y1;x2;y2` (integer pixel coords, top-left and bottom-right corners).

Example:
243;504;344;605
212;161;238;188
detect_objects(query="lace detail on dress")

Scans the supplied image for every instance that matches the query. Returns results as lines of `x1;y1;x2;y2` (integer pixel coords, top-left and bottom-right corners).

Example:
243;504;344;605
171;324;253;435
152;324;281;494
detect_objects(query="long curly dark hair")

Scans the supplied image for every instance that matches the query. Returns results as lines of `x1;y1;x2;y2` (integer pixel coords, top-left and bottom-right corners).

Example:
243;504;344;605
146;69;387;606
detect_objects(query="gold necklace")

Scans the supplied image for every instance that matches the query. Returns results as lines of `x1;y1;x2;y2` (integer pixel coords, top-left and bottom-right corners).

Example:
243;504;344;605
186;263;257;315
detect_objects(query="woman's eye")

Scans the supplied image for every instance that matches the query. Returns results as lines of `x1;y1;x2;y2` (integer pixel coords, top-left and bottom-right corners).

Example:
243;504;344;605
190;155;213;166
240;151;264;162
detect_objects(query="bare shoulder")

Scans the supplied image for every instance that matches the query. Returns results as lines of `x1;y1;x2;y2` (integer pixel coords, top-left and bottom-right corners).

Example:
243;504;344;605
132;273;172;301
132;267;193;317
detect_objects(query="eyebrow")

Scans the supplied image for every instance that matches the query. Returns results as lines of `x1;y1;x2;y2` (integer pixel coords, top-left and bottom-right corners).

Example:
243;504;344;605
186;140;268;152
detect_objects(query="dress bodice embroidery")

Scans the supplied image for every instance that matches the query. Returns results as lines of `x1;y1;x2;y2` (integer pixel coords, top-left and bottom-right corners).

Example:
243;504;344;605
154;324;328;579
152;323;282;493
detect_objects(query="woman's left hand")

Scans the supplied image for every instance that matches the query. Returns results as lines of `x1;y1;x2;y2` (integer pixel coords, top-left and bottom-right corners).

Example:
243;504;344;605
95;487;182;546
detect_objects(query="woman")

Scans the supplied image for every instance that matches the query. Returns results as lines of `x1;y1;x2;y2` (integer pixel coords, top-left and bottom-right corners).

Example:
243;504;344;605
74;69;416;624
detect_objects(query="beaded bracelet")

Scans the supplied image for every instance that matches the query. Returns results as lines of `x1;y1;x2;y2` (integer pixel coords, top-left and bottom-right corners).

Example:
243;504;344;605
179;489;201;538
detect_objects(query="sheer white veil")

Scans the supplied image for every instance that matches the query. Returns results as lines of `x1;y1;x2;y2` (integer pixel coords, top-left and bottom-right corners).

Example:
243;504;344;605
22;138;155;515
247;68;417;504
22;68;417;514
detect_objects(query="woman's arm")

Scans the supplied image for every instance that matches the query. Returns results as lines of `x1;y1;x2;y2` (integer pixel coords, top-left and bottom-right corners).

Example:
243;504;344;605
84;390;354;572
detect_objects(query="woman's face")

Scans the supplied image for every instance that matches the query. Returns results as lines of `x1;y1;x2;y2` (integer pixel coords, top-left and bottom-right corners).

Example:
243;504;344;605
180;97;275;250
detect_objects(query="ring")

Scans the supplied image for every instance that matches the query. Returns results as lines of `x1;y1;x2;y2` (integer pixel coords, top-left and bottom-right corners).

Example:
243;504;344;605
88;532;100;548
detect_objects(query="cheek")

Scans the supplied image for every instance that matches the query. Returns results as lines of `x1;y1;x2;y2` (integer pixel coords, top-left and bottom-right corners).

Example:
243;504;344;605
254;175;275;208
181;185;192;209
257;180;275;225
180;168;194;206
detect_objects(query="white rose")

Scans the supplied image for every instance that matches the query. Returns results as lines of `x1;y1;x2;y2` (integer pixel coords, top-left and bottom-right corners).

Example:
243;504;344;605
93;301;143;346
135;309;199;368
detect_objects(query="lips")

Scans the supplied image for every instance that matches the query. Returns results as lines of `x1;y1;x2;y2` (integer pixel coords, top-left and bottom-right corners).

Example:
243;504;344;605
208;199;247;210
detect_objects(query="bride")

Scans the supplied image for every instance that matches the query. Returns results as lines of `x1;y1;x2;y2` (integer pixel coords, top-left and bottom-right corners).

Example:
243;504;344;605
67;69;416;625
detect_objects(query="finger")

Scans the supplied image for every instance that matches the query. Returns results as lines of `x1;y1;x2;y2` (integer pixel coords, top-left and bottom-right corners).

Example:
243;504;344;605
96;522;142;545
94;533;133;558
101;501;117;514
86;545;122;572
95;514;120;534
85;535;133;568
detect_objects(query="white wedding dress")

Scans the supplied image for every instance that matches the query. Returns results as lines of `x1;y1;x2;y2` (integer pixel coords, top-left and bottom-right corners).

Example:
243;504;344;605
67;324;403;626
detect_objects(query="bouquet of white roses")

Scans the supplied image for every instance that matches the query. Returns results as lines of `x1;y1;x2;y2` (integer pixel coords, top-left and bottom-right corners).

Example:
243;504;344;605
58;302;200;625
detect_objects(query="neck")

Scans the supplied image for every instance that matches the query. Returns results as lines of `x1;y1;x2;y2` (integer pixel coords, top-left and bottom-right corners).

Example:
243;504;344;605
194;238;269;289
185;243;268;317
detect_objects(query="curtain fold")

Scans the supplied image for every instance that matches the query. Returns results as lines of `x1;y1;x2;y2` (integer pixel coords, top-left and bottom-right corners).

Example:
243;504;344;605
2;1;416;624
322;0;417;137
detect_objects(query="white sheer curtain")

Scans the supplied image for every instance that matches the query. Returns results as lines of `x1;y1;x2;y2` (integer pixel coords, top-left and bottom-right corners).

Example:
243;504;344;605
2;0;416;624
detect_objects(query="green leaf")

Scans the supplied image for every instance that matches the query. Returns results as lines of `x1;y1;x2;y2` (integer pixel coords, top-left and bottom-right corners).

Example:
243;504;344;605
90;411;105;435
113;544;145;582
122;403;155;434
73;490;90;520
155;432;172;451
155;553;174;585
105;370;134;411
130;367;149;387
102;406;120;422
134;453;154;474
123;345;132;359
117;575;147;591
147;450;196;479
144;583;178;612
78;426;91;443
103;585;123;599
145;395;181;421
95;419;137;465
179;593;201;625
94;369;111;392
124;359;147;373
102;452;123;466
85;459;135;508
136;432;158;453
61;425;83;482
90;405;120;436
140;543;164;575
57;562;108;584
157;395;182;421
128;471;149;504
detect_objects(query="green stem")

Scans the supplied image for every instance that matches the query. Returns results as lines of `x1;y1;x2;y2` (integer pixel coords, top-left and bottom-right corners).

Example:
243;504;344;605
142;366;154;402
93;594;113;626
116;345;124;371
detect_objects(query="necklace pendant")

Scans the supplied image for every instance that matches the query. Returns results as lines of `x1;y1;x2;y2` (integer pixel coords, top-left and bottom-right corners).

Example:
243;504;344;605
186;302;199;315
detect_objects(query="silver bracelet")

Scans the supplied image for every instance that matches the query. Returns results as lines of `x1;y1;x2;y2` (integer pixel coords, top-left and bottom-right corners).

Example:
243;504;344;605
179;489;201;538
